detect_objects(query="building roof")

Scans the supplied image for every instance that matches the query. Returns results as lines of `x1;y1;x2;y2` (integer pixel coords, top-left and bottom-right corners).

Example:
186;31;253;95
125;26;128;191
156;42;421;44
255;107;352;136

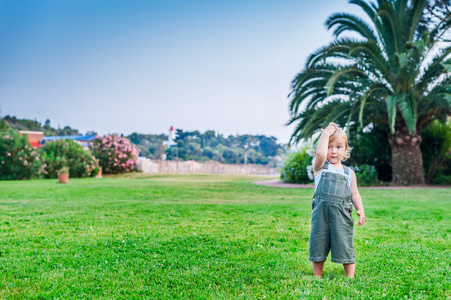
41;135;96;142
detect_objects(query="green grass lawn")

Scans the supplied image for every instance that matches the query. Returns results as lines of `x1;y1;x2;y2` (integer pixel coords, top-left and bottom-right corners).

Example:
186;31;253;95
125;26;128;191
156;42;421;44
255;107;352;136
0;174;449;299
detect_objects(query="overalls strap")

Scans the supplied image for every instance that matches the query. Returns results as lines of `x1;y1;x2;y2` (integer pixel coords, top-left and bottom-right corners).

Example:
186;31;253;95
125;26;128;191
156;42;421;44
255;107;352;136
344;166;349;176
323;161;350;176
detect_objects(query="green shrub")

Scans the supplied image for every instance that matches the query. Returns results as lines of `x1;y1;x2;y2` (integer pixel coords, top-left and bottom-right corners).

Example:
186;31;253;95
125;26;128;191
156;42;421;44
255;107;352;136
0;120;11;132
348;125;392;182
0;131;42;180
280;148;313;184
356;164;379;186
421;120;451;184
431;173;451;185
92;135;140;174
39;139;98;178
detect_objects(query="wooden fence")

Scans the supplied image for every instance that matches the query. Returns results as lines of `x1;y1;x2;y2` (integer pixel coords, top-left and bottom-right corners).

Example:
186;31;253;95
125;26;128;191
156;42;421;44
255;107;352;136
136;158;280;176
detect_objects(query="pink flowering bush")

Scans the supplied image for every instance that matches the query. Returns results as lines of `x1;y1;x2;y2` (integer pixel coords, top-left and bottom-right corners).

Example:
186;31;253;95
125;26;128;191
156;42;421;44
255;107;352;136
92;135;140;174
39;139;99;178
0;131;43;180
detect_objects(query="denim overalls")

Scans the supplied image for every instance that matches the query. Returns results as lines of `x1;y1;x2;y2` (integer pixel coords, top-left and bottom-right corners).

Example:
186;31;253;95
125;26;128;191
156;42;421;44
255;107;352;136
308;162;356;264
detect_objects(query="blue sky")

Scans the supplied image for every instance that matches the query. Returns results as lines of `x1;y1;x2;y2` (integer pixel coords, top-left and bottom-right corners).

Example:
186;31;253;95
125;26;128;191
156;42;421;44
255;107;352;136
0;0;363;143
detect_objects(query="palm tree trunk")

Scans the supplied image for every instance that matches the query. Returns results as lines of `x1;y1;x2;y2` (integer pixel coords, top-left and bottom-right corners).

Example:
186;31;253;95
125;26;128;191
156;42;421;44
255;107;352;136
388;127;425;185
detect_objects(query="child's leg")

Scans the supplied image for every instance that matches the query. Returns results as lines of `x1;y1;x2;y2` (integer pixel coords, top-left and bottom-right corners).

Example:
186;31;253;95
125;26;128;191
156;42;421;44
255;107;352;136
312;261;325;277
343;263;355;278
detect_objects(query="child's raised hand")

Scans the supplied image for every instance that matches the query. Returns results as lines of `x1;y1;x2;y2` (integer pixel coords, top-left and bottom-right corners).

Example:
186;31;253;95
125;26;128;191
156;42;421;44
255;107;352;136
321;125;336;136
356;210;365;226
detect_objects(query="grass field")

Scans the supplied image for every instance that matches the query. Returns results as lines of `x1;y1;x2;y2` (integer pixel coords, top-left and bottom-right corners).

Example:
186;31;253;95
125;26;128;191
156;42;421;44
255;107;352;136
0;174;449;299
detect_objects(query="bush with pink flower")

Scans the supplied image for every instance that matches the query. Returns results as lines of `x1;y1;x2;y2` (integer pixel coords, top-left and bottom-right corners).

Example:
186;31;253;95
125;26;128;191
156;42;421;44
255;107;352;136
0;131;43;180
92;134;140;174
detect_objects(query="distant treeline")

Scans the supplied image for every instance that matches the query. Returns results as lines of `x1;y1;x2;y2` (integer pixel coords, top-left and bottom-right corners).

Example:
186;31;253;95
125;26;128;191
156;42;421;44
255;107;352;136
0;115;84;136
1;115;285;165
130;129;285;165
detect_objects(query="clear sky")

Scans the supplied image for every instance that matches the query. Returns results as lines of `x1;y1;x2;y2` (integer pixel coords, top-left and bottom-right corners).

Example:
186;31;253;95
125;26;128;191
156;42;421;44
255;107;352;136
0;0;363;144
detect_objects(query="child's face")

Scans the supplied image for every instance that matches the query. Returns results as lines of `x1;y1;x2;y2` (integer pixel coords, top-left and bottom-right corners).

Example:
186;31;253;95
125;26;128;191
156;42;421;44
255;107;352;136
327;136;347;164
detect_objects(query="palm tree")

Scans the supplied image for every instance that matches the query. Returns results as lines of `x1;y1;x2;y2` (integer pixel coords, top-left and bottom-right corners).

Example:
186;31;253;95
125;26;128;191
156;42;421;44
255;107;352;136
288;0;451;185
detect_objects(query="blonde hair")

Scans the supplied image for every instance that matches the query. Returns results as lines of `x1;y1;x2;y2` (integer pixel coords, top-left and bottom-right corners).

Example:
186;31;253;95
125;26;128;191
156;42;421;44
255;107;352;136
327;122;352;161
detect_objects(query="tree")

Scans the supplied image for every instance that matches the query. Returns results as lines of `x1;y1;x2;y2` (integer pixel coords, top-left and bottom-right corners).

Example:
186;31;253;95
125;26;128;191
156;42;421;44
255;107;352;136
85;130;98;136
288;0;451;185
423;0;451;27
58;126;80;136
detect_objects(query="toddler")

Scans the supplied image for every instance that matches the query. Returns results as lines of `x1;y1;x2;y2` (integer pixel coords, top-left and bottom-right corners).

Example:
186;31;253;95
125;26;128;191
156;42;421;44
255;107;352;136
309;122;365;278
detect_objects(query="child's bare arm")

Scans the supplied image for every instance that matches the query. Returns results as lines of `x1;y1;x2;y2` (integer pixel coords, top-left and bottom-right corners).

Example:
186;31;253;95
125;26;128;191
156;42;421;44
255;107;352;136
351;171;365;226
313;125;336;173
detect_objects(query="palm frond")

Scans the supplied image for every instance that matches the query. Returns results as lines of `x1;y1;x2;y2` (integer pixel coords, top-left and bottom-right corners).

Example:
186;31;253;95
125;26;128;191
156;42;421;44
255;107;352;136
347;40;391;80
326;65;368;95
397;94;418;133
349;0;379;23
406;0;428;41
326;13;379;42
386;95;397;133
306;38;358;68
419;75;451;112
288;99;353;144
417;45;451;91
359;83;391;128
